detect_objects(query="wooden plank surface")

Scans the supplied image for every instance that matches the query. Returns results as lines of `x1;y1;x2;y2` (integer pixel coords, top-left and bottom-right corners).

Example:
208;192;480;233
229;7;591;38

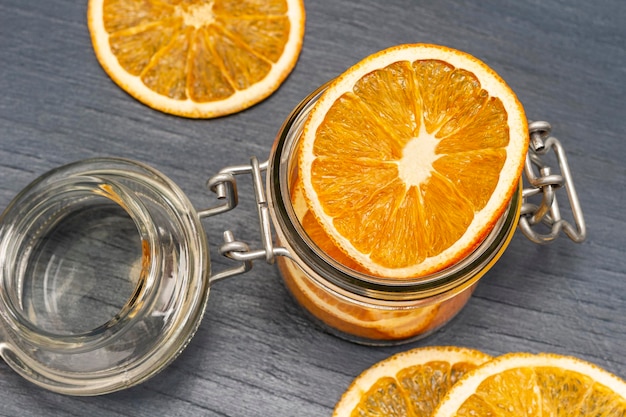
0;0;624;415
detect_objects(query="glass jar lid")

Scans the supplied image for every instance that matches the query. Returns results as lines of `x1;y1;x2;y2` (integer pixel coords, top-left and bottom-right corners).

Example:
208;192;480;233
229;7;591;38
0;158;210;395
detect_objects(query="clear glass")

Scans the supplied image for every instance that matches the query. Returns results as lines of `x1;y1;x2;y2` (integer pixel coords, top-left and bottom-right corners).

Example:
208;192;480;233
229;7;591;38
267;85;522;345
0;158;210;395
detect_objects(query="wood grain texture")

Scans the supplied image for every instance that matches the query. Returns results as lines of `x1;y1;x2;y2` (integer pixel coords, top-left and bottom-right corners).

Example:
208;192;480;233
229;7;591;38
0;0;624;415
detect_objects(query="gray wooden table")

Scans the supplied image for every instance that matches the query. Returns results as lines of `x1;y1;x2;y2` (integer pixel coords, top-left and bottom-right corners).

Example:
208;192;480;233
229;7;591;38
0;0;624;415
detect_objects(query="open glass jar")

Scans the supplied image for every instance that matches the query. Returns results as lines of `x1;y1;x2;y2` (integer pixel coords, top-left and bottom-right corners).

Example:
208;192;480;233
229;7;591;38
0;85;585;395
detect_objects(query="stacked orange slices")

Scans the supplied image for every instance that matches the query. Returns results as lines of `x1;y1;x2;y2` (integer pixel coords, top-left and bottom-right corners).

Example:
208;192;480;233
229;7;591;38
296;43;528;279
282;181;474;341
332;346;626;417
88;0;305;118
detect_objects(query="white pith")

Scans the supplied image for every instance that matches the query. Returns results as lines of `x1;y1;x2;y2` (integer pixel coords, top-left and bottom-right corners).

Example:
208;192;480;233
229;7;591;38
177;2;216;28
397;123;439;188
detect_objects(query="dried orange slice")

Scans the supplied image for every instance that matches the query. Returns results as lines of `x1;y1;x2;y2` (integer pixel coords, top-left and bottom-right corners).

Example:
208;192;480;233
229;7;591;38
432;352;626;417
278;180;440;341
332;346;493;416
299;44;528;278
285;160;480;342
88;0;305;118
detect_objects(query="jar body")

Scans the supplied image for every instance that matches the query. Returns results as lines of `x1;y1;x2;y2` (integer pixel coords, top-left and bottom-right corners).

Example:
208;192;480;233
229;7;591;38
267;85;521;345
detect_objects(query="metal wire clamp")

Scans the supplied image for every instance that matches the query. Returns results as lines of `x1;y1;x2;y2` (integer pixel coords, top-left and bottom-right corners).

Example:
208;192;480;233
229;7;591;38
199;157;289;283
519;121;587;244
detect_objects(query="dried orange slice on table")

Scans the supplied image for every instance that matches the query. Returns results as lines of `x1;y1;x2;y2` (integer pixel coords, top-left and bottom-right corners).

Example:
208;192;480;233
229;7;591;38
332;346;493;416
298;44;528;278
432;352;626;416
88;0;305;118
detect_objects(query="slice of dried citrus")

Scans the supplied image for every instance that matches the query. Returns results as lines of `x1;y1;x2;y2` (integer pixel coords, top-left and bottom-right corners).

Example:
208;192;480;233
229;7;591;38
88;0;305;118
299;44;528;278
279;180;440;341
332;346;493;417
432;352;626;417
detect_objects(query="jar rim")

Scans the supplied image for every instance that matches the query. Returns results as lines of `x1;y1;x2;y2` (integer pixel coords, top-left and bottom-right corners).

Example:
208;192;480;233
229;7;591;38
267;83;522;301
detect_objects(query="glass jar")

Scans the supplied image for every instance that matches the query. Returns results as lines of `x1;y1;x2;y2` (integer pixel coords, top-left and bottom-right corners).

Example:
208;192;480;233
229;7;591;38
0;85;585;395
267;85;521;345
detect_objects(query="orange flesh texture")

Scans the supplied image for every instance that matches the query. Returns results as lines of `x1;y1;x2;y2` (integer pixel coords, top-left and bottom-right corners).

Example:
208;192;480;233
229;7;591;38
311;59;509;273
456;367;626;416
285;172;519;341
301;209;366;273
103;0;292;102
352;361;483;416
285;175;475;341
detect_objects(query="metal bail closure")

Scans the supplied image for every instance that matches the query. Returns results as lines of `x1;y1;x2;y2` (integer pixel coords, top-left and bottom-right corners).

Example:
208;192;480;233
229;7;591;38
520;121;587;244
199;156;290;283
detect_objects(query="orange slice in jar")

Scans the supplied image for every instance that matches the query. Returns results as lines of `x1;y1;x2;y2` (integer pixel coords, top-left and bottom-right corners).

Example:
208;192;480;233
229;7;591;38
283;180;440;341
278;256;441;340
87;0;305;118
298;43;528;278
